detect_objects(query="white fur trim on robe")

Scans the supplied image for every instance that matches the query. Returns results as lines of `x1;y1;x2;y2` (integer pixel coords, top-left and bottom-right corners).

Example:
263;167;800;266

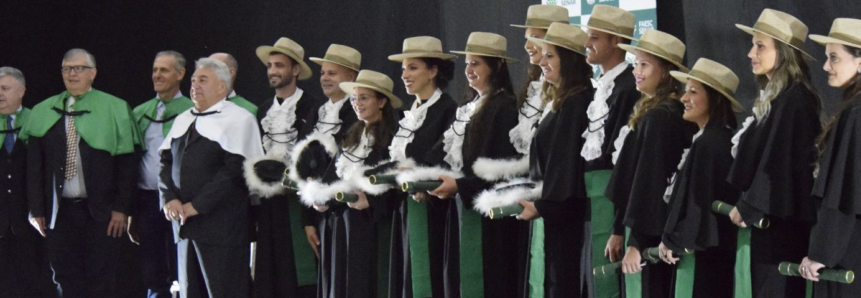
298;179;354;207
471;156;530;182
473;179;543;216
286;132;340;185
395;166;464;185
243;155;286;198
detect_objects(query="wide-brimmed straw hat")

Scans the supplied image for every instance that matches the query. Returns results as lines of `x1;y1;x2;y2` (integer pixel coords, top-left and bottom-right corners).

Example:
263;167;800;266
619;29;689;72
510;4;569;29
809;18;861;50
670;58;744;113
310;44;362;72
736;9;814;60
581;5;635;40
388;36;457;62
451;32;518;62
256;37;313;80
339;70;403;108
526;22;588;56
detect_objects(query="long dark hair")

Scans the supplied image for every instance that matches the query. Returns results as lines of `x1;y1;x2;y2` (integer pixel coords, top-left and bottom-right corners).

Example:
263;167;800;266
517;64;543;108
462;55;515;161
419;57;456;90
816;45;861;156
341;90;396;153
629;55;682;129
543;45;594;110
701;83;738;130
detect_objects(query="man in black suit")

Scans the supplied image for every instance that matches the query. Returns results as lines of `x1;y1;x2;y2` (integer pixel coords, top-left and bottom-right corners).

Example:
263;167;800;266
0;67;57;297
24;49;140;297
159;57;263;297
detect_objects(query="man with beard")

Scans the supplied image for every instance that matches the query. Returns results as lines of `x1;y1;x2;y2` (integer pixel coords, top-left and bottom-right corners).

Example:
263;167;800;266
210;53;258;116
244;37;322;298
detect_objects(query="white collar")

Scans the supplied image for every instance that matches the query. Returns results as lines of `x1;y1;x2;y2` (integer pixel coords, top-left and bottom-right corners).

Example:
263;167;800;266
597;61;629;87
192;98;227;113
274;88;304;107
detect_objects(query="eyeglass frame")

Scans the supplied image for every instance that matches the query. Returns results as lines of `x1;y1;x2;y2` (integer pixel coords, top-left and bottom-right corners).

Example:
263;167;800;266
61;65;94;74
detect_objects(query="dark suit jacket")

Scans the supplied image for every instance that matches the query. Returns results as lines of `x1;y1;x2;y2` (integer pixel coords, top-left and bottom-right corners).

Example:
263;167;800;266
27;120;136;223
159;126;248;246
256;91;323;142
0;138;36;236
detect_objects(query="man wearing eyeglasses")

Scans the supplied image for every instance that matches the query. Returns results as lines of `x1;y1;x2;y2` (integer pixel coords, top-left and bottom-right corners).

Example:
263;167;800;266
22;48;141;297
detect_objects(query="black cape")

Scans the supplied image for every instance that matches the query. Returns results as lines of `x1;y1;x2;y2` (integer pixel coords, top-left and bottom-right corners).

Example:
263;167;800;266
530;89;593;297
585;65;641;171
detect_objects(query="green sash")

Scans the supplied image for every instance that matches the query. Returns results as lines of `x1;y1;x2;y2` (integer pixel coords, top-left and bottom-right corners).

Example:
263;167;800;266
674;252;695;297
229;95;258;116
133;96;194;137
586;170;621;298
734;228;752;298
288;198;317;286
528;218;545;297
460;206;485;297
19;89;142;155
0;108;30;145
625;228;643;298
408;198;433;297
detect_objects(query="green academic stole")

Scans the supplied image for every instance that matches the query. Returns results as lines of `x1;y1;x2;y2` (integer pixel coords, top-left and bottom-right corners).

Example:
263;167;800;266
460;206;485;297
674;252;695;297
229;95;258;116
585;169;620;298
133;96;194;137
19;89;141;155
625;228;643;298
288;198;317;286
734;228;752;298
408;197;433;297
528;218;545;297
0;108;29;145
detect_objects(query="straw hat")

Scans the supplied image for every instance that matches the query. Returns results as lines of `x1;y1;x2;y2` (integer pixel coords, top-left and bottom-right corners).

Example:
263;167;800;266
256;37;313;80
310;44;361;72
736;9;814;60
339;70;403;108
388;36;457;62
526;22;588;56
451;32;518;62
581;5;635;40
670;58;744;113
810;18;861;50
619;30;689;72
510;4;569;29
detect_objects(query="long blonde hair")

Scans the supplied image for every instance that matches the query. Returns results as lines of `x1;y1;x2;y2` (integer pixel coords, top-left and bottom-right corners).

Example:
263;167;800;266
753;41;822;121
628;58;681;130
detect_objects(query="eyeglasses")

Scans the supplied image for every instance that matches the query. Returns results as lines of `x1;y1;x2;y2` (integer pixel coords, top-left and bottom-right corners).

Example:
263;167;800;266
61;66;93;74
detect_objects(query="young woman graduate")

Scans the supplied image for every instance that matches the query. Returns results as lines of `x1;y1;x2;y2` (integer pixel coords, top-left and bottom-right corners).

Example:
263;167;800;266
423;32;520;298
385;36;458;298
604;29;695;298
516;23;595;297
798;18;861;297
728;9;822;298
657;58;745;298
300;70;401;297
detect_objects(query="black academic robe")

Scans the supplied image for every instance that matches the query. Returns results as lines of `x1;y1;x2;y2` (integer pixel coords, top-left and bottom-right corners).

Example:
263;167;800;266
585;66;640;172
529;90;593;297
663;122;740;297
727;83;821;298
317;121;398;298
388;93;458;298
606;99;693;297
425;91;521;298
807;97;861;297
254;92;325;298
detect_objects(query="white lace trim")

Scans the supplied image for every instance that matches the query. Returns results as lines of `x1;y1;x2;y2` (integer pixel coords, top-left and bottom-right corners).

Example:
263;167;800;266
315;94;349;135
335;127;373;180
663;129;704;203
611;125;631;165
509;80;546;155
261;90;303;162
581;62;628;161
389;89;443;162
732;115;755;159
442;95;485;171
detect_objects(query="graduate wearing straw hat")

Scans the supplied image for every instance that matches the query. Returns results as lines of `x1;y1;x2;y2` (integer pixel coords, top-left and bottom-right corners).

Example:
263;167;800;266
605;29;696;298
657;58;744;298
726;9;823;298
799;18;861;297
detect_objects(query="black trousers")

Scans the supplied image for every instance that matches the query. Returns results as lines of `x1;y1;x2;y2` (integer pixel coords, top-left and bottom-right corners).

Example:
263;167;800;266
0;226;57;297
183;239;249;298
46;198;120;298
135;189;177;298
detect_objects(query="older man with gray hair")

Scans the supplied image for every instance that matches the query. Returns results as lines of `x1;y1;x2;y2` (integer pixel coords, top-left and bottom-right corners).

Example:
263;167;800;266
158;57;263;297
22;48;141;297
0;66;58;297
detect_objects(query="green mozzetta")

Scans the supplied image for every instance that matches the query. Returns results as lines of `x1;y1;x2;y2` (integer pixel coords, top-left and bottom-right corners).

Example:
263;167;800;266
0;108;30;144
228;95;258;116
133;96;194;137
19;89;142;156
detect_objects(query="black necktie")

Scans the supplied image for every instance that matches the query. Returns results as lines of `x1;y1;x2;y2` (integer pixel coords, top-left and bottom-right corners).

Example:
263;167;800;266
276;97;285;105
